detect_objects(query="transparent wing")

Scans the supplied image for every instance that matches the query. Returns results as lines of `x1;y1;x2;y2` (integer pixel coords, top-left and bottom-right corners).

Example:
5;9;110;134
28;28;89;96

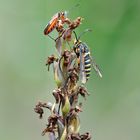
55;37;62;55
91;56;102;78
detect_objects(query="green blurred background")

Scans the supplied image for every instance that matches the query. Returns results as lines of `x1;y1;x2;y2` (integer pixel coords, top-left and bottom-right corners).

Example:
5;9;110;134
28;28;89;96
0;0;140;139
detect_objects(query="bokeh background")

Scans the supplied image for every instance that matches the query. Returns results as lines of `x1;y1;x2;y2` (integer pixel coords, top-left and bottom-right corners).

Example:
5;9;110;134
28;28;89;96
0;0;140;140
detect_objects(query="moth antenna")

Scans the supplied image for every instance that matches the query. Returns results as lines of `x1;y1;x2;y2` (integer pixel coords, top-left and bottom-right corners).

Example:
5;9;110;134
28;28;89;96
78;29;92;40
73;31;78;42
66;2;80;16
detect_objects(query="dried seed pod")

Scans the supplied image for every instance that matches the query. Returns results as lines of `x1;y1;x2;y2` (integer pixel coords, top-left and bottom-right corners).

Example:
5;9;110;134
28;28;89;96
53;60;65;88
61;94;70;118
34;105;44;119
78;86;89;99
80;132;91;140
62;29;73;41
67;113;80;134
60;126;67;140
52;89;62;104
46;55;58;71
67;133;81;140
69;17;83;30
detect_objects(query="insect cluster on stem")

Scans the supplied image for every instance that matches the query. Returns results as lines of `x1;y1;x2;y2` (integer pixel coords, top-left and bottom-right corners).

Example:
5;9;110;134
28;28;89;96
34;9;102;140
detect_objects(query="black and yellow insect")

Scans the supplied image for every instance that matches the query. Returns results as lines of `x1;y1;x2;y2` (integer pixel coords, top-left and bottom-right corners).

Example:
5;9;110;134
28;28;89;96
73;29;102;84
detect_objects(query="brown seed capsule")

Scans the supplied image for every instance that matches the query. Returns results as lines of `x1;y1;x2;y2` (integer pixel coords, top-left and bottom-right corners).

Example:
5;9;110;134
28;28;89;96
46;55;58;71
69;17;83;30
52;89;62;104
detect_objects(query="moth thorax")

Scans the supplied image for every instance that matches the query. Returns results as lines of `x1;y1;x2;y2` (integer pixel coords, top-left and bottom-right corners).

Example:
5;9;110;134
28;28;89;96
74;39;81;46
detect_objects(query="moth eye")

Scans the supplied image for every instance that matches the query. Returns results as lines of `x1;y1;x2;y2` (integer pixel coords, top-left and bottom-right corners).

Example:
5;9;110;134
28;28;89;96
62;12;65;16
58;13;60;17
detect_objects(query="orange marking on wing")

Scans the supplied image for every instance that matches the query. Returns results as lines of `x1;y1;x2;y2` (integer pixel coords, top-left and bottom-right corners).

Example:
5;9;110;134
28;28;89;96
44;18;58;35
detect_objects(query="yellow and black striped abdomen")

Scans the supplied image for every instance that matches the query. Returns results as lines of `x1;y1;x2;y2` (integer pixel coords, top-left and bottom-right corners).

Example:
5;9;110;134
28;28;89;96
84;52;91;81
